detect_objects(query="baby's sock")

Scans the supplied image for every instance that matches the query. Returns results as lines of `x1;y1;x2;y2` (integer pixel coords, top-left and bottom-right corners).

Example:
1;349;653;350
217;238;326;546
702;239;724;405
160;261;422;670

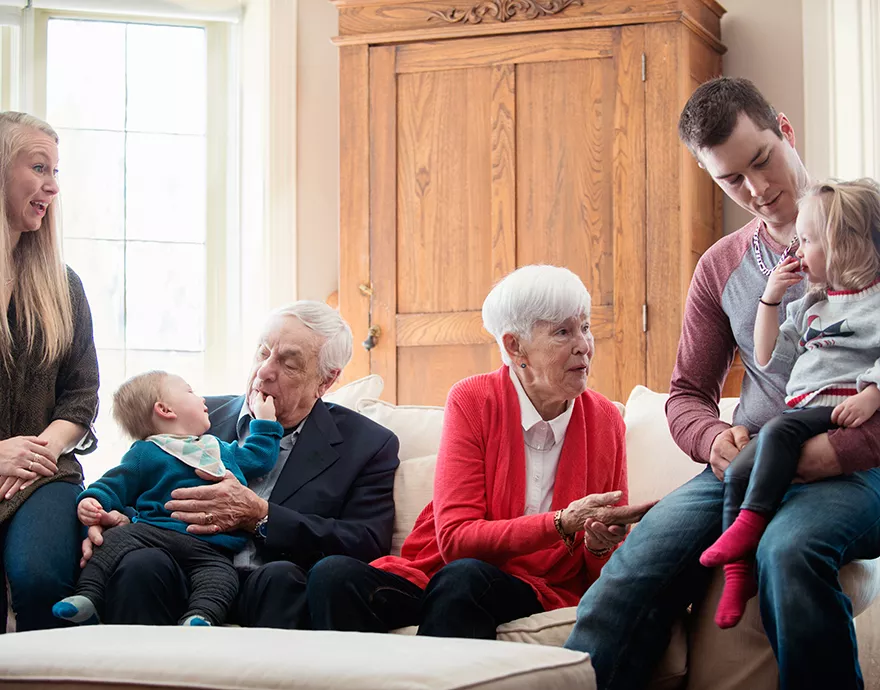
52;595;100;625
181;615;212;626
715;560;758;629
700;509;769;567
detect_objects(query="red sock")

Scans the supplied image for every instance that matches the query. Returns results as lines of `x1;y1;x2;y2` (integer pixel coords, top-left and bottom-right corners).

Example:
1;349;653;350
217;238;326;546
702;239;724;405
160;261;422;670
700;509;769;568
715;560;758;629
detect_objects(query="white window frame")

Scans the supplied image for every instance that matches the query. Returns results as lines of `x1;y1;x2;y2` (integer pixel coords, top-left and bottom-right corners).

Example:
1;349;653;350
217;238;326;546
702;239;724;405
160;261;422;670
0;0;300;391
1;0;247;394
803;0;880;180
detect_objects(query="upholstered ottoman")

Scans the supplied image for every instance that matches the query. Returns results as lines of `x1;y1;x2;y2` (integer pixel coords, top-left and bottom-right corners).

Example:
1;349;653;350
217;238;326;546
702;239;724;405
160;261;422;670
0;625;595;690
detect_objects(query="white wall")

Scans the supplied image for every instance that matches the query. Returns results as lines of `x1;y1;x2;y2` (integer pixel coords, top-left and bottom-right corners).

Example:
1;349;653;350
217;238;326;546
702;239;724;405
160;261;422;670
721;0;805;233
295;0;339;302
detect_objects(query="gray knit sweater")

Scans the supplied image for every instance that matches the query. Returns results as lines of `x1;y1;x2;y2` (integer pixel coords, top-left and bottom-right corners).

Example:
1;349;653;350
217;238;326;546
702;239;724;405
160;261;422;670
0;266;99;524
759;278;880;408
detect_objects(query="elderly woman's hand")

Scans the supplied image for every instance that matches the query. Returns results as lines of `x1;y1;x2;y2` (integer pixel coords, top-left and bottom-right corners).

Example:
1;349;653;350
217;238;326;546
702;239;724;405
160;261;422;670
561;491;656;535
583;519;628;552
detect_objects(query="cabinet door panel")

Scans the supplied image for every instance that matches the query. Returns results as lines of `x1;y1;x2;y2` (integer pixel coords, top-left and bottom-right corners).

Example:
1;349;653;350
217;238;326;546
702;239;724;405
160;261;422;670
369;27;646;405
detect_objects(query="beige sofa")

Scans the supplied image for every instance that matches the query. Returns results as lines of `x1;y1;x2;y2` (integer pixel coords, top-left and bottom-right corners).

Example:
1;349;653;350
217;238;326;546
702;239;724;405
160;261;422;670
1;376;879;690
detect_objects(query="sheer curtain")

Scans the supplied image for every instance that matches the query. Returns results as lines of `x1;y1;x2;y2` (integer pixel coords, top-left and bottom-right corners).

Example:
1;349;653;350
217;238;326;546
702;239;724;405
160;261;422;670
803;0;879;180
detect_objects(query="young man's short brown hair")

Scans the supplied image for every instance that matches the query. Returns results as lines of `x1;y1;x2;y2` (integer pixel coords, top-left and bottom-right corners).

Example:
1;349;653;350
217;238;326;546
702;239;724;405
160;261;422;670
112;370;169;440
678;77;781;156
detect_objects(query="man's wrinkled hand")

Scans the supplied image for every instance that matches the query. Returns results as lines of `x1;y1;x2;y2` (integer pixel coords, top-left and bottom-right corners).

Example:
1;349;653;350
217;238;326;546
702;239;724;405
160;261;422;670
80;509;130;568
165;470;266;535
709;425;750;480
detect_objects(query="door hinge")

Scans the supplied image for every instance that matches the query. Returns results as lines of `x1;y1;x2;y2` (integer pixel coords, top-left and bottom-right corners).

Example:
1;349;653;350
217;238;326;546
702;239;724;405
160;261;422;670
641;53;646;82
642;304;648;332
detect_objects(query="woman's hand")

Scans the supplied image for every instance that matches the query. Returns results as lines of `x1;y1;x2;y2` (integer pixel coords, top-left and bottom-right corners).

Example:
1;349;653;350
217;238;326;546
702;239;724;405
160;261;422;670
583;519;628;552
561;491;656;535
762;256;803;304
0;436;58;499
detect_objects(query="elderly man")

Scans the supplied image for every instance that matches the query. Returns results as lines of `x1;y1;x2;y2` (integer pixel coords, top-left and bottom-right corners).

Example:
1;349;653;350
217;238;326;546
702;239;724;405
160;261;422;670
83;301;400;629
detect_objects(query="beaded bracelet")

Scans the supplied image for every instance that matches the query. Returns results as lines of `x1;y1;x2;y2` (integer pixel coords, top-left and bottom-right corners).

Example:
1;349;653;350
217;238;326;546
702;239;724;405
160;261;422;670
585;535;612;558
553;509;575;555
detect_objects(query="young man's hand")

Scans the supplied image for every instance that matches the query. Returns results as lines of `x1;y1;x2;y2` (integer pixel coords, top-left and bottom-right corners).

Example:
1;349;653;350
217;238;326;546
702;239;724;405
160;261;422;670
708;425;750;480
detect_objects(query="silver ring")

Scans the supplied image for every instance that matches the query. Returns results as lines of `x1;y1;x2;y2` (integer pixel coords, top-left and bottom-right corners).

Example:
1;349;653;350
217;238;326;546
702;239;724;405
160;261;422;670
28;460;34;471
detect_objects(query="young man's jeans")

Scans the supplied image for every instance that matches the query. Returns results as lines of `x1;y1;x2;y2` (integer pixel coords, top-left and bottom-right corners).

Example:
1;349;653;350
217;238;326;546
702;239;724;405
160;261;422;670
0;481;83;632
565;465;880;690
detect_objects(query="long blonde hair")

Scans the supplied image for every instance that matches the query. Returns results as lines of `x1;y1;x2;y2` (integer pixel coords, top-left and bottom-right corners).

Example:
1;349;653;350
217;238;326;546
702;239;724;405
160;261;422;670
798;178;880;293
0;111;73;367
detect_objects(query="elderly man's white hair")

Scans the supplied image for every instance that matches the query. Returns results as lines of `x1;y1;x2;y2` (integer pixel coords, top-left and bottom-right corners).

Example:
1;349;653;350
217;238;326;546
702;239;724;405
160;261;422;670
270;301;353;379
482;265;592;365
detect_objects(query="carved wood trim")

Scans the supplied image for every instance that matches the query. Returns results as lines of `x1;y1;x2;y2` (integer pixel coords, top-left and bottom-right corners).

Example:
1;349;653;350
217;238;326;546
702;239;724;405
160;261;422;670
426;0;583;25
332;11;724;53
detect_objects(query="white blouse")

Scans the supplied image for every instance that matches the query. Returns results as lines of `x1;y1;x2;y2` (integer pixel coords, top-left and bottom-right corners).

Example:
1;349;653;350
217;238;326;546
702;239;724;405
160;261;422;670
508;367;574;516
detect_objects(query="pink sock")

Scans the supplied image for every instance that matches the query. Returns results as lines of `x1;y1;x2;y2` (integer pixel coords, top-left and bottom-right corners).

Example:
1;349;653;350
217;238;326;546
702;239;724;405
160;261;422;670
700;509;769;568
715;560;758;629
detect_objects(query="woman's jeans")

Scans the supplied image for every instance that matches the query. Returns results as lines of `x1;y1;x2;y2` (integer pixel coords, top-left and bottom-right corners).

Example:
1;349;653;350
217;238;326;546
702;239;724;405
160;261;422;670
565;464;880;690
307;556;543;639
723;407;836;530
0;481;83;631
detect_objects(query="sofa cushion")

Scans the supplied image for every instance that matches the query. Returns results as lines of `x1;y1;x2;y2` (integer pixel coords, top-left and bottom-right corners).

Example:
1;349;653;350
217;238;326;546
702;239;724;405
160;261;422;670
393;607;687;689
0;626;597;690
392;454;437;556
623;385;738;507
357;397;444;462
324;374;384;410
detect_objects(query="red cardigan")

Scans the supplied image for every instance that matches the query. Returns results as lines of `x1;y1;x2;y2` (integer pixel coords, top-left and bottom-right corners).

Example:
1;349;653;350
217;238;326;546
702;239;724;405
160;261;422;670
372;366;628;611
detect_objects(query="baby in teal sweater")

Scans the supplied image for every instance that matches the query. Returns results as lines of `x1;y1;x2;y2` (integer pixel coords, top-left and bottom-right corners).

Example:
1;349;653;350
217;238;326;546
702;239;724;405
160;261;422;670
53;370;282;626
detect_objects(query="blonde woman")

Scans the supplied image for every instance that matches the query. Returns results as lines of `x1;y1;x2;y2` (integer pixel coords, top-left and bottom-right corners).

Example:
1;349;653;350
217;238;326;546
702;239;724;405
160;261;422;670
700;179;880;628
0;112;99;631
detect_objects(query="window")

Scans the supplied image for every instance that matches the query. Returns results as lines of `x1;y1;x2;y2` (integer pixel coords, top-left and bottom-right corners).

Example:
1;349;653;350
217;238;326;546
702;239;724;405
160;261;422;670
46;18;210;481
1;1;299;486
803;0;879;180
0;1;245;484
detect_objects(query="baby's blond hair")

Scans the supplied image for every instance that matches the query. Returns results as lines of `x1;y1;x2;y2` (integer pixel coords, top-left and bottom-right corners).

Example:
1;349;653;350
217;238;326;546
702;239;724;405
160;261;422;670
798;178;880;293
112;371;170;440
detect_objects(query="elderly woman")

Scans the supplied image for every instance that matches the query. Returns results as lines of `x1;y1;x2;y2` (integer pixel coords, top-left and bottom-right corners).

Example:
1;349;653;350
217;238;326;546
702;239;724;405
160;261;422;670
307;265;652;638
0;112;99;630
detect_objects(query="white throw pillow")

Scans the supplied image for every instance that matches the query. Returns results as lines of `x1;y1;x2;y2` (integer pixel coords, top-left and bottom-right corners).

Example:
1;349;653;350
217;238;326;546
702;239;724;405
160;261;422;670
391;454;437;556
623;385;738;506
323;374;384;411
356;398;445;462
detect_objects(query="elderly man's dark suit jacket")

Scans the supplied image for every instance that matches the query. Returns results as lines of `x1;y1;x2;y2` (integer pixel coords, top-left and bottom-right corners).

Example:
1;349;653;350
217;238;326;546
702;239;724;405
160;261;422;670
206;395;399;568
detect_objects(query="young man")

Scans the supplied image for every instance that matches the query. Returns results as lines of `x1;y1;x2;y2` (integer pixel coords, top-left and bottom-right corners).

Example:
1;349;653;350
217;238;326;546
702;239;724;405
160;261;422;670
565;77;880;690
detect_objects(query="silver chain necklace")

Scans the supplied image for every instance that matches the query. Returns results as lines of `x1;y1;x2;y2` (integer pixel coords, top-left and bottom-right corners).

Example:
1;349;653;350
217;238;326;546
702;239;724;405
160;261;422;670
753;223;799;277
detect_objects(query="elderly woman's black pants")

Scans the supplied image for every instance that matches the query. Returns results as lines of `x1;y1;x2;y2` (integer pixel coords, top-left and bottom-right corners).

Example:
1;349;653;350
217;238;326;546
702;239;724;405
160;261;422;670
307;555;542;638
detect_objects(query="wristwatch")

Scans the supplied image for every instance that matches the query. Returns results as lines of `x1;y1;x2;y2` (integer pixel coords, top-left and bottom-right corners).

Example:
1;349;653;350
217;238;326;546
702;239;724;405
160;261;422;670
253;514;269;540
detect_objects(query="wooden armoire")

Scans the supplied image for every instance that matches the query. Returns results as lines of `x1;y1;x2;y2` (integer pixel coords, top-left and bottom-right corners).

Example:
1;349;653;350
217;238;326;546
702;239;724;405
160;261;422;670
331;0;726;406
